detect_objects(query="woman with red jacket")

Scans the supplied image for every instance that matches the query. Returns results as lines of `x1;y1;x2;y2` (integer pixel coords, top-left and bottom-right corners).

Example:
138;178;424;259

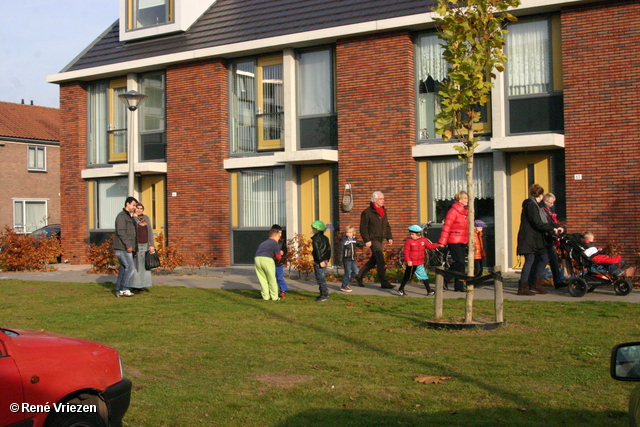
438;190;469;292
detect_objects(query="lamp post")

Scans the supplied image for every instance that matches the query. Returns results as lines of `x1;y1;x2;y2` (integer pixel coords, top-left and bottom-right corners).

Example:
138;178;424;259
118;90;148;197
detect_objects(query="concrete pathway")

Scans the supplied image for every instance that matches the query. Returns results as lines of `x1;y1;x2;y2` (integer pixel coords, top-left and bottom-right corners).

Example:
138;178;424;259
1;263;637;303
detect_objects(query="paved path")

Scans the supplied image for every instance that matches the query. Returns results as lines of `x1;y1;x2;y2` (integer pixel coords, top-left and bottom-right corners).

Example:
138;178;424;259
0;264;637;303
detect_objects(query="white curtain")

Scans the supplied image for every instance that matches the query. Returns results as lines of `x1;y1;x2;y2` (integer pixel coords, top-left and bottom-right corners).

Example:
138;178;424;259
299;49;332;116
96;178;128;229
506;19;551;96
24;202;47;233
430;156;494;201
417;33;448;83
232;61;256;153
240;168;286;227
88;82;108;165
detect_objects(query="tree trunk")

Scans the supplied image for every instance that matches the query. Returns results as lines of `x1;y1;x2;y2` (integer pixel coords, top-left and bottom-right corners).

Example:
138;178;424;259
465;129;475;323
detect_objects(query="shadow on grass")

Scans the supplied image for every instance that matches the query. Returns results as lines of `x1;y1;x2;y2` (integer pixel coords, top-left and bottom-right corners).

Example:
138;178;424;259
274;408;626;427
211;287;535;410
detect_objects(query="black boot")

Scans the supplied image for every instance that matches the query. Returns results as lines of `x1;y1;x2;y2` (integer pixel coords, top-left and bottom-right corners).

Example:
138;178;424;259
315;293;330;302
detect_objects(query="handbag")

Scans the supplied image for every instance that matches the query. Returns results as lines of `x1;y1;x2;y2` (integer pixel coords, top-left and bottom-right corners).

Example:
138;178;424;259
415;264;429;281
145;251;161;270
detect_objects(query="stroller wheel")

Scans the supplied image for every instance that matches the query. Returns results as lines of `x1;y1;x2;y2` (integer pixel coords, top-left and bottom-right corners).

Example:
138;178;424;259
568;277;588;297
614;278;633;296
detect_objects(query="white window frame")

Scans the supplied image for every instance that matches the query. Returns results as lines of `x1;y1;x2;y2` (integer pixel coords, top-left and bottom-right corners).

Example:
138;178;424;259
27;146;46;171
13;199;48;234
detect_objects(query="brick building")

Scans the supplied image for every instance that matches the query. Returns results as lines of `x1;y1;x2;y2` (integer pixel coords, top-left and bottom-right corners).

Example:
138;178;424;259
0;101;60;234
47;0;640;269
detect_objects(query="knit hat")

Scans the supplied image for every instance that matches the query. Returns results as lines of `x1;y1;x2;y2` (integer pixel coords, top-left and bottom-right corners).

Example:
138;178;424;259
474;219;486;227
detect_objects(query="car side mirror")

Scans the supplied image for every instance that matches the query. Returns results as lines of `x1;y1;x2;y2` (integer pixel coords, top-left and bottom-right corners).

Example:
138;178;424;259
611;342;640;381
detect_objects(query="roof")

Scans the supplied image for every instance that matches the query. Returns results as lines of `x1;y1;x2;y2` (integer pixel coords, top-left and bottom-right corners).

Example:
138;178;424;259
64;0;438;72
0;102;60;143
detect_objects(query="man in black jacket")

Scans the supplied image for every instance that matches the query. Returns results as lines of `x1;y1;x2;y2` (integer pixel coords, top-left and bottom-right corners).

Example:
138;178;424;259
356;191;395;289
114;196;138;297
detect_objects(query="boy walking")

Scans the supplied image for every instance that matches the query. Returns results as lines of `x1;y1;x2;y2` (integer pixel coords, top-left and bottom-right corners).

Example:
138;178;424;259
337;225;364;292
311;221;331;302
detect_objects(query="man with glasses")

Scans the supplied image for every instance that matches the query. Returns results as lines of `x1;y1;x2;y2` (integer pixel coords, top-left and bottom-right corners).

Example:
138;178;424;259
356;191;395;289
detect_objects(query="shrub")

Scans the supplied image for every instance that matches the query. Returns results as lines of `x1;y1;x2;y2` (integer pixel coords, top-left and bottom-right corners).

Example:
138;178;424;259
286;233;314;279
0;226;62;272
86;235;118;274
155;232;184;272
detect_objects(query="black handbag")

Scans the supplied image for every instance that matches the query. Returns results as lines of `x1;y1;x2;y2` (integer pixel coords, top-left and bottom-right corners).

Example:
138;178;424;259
145;251;161;270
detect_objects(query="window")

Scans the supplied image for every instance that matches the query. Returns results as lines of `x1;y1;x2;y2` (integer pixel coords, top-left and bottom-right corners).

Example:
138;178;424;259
87;78;128;165
416;33;490;141
230;167;286;264
13;200;47;233
231;55;284;153
88;178;129;230
28;146;46;171
506;16;563;134
139;71;166;161
297;47;337;149
127;0;174;30
427;156;494;223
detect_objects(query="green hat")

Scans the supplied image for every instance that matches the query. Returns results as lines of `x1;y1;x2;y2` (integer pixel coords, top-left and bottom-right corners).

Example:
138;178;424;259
311;220;326;231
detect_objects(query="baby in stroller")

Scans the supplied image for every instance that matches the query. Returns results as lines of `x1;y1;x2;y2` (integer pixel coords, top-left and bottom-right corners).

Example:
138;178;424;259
559;231;632;297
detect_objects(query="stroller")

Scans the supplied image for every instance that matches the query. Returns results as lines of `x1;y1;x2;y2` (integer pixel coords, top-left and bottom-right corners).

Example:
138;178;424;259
558;233;632;297
397;222;450;270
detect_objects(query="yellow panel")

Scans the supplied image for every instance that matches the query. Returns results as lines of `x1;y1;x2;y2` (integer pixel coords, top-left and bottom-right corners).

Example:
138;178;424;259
551;14;563;92
88;181;95;229
230;172;239;228
300;166;333;263
109;78;128;162
417;160;429;223
257;54;283;151
140;175;166;247
508;154;550;269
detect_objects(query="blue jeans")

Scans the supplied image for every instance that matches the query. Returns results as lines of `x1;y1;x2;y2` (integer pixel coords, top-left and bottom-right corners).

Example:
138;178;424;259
342;259;359;288
314;263;328;295
115;250;136;292
275;265;288;292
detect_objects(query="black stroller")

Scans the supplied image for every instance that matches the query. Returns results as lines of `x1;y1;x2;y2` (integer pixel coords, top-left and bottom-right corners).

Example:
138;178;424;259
558;233;632;297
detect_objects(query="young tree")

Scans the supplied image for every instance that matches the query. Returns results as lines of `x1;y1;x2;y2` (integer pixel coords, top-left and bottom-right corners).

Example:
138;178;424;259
433;0;519;322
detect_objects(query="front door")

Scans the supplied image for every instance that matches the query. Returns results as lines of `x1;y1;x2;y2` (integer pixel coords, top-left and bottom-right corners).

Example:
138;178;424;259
509;153;550;269
140;175;166;246
300;166;333;257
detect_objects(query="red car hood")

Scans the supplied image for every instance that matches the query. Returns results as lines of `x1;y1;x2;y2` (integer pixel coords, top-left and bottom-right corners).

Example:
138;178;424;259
1;327;123;405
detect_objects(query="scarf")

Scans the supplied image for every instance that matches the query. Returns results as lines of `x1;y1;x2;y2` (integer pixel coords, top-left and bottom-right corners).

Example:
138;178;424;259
373;203;385;219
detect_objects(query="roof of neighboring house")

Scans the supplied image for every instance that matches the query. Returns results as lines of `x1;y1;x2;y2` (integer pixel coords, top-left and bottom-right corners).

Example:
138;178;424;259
0;102;60;143
63;0;438;72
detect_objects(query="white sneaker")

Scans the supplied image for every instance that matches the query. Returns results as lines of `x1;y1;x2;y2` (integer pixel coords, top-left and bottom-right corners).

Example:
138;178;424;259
118;290;134;297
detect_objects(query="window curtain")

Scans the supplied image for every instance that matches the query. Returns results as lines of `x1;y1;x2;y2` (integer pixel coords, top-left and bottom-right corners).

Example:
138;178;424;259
24;202;47;233
417;33;448;85
298;49;332;116
232;61;256;153
240;168;285;227
506;19;551;96
96;178;128;229
429;156;494;201
88;82;108;165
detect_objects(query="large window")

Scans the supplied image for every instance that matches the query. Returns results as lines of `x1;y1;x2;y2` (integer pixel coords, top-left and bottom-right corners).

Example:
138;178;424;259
127;0;174;30
139;71;166;161
88;177;129;230
13;200;47;233
231;55;284;154
231;167;286;264
506;16;563;134
87;78;128;165
27;146;46;171
416;33;490;142
297;47;337;149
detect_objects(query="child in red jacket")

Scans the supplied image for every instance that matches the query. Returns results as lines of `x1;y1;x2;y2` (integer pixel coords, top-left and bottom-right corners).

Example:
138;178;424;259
398;225;441;296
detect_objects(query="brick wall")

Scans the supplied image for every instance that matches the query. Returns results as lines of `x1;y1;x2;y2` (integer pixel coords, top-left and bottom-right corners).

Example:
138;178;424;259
59;82;88;263
336;31;417;246
563;1;640;261
0;141;60;230
166;59;230;266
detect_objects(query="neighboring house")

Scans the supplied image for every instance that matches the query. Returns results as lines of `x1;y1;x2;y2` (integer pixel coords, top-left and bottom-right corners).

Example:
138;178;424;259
0;101;60;235
47;0;640;269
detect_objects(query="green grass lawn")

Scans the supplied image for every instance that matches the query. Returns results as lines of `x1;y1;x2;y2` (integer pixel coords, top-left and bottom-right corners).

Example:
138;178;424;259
1;279;638;426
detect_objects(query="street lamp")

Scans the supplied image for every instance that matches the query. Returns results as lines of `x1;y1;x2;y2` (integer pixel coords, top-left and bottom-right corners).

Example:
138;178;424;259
118;90;148;197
